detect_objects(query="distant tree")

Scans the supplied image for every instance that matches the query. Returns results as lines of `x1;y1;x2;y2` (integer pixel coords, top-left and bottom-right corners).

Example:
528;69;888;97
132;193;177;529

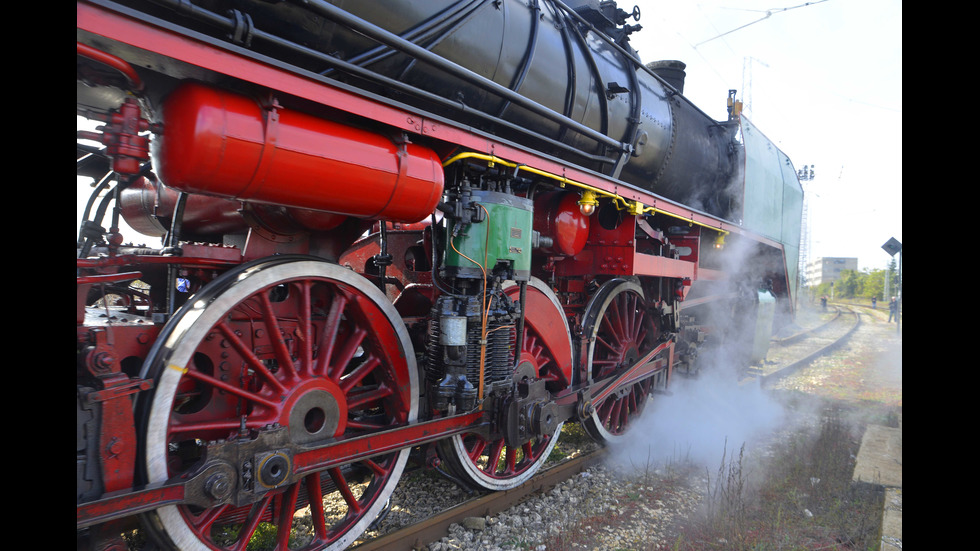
809;268;885;303
836;269;861;298
812;281;833;300
862;269;885;301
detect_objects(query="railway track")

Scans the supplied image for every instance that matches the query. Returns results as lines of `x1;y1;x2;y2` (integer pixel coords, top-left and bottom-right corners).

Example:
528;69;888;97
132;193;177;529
743;305;862;388
351;448;608;551
347;307;865;551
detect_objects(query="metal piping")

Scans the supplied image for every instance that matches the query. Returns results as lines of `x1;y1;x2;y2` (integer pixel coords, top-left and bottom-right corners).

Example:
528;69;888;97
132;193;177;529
289;0;627;153
128;0;620;166
442;151;729;235
77;41;144;93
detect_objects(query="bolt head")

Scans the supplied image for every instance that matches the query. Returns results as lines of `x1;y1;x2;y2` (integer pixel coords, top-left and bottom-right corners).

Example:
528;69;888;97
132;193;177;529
205;473;232;501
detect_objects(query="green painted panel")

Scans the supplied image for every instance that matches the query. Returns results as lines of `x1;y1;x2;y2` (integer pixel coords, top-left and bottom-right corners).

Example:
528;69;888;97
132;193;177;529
739;117;804;304
444;190;533;276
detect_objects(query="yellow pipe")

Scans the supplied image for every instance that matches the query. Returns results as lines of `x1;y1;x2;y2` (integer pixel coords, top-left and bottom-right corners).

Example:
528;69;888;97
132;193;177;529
441;151;729;235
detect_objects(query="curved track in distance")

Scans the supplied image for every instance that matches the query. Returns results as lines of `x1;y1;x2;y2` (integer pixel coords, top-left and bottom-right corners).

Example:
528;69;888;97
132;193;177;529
745;305;862;387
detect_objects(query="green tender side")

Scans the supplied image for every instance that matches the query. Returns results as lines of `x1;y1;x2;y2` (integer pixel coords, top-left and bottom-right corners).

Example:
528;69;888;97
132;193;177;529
444;189;532;278
739;117;805;308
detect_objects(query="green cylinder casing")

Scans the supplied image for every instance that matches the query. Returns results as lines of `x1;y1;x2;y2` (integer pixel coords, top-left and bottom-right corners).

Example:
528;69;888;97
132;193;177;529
444;190;532;280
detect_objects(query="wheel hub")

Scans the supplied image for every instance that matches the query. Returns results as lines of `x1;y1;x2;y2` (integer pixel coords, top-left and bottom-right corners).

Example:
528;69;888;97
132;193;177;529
284;379;348;445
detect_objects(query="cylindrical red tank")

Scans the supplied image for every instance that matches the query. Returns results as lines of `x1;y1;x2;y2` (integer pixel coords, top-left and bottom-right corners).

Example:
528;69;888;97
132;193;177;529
533;192;590;257
152;82;445;223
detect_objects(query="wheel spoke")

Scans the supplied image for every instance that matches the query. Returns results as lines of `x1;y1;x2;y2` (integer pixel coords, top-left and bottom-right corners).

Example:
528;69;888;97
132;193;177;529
180;363;281;411
186;503;233;536
346;384;394;410
328;326;367;383
276;483;301;549
584;281;661;442
467;438;487;462
314;292;348;377
339;354;381;394
485;439;505;474
235;494;275;551
504;447;517;474
306;471;328;541
143;259;417;550
328;467;363;515
361;457;388;477
346;419;390;431
299;280;314;373
259;290;298;380
216;320;288;396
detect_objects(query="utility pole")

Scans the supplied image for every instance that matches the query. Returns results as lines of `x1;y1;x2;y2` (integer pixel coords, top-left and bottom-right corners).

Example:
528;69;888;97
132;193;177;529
741;56;769;116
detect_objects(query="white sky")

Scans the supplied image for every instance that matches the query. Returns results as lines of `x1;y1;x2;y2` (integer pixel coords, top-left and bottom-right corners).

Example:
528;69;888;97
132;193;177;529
627;0;902;271
79;0;902;271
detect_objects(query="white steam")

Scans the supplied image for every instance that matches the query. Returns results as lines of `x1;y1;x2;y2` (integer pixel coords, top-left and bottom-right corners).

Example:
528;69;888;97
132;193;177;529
604;373;786;473
604;232;789;473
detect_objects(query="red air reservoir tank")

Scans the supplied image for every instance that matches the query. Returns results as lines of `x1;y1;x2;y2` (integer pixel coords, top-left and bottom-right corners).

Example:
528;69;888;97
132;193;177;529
533;192;590;257
152;82;445;223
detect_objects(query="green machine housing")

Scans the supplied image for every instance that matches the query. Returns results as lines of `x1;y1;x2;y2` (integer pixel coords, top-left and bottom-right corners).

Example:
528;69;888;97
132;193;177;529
443;189;535;281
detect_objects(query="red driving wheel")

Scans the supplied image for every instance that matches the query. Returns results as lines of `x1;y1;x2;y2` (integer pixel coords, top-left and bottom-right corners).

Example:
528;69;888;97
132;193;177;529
140;258;417;550
438;278;571;490
582;279;659;442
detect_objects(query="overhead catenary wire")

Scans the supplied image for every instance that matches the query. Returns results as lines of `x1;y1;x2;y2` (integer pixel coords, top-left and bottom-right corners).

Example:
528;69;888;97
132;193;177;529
695;1;830;48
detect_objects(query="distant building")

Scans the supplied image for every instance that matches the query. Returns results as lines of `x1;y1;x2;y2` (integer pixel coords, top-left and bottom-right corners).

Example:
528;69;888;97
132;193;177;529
806;257;858;287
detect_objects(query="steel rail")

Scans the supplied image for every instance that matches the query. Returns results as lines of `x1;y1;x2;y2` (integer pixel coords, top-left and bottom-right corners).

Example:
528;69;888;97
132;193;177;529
771;305;843;345
351;447;608;551
750;306;862;387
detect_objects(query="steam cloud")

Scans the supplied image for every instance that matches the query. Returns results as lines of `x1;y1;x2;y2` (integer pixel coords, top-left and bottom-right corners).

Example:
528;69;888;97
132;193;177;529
604;371;787;473
604;231;790;473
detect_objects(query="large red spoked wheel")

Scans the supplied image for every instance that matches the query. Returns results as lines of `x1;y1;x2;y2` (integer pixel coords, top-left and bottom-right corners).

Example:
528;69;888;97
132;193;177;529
582;279;659;443
140;257;417;550
438;278;572;490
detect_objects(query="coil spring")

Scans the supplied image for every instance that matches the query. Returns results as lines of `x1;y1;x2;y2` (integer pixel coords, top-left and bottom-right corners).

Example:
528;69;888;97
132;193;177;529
423;313;445;387
423;312;516;394
464;320;515;386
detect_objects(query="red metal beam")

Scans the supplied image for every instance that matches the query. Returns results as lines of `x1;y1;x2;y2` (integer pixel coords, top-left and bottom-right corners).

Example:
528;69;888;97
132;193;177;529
293;411;485;475
633;253;695;279
76;410;487;528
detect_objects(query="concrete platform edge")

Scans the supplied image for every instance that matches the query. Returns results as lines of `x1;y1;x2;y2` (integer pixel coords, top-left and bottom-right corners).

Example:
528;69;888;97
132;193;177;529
853;420;902;550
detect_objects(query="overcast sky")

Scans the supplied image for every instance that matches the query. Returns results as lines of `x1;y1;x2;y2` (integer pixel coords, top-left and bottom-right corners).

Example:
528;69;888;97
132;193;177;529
627;0;902;271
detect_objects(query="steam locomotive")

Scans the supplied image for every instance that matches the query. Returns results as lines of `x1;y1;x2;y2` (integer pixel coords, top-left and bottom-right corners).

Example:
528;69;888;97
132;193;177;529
76;1;803;549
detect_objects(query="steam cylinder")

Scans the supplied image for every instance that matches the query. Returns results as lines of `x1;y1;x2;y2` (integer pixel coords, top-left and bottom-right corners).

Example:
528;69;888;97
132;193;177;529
151;82;445;223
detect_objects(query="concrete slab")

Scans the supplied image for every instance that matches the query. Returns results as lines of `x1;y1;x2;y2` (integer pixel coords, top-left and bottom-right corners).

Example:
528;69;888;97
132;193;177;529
880;488;902;550
853;425;902;487
853;423;902;550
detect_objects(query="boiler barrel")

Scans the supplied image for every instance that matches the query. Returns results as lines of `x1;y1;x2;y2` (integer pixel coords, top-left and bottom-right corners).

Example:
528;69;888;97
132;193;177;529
220;0;739;216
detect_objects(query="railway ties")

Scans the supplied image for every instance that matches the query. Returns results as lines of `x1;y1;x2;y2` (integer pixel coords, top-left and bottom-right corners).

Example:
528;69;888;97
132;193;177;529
741;305;862;387
352;448;608;551
351;306;867;550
